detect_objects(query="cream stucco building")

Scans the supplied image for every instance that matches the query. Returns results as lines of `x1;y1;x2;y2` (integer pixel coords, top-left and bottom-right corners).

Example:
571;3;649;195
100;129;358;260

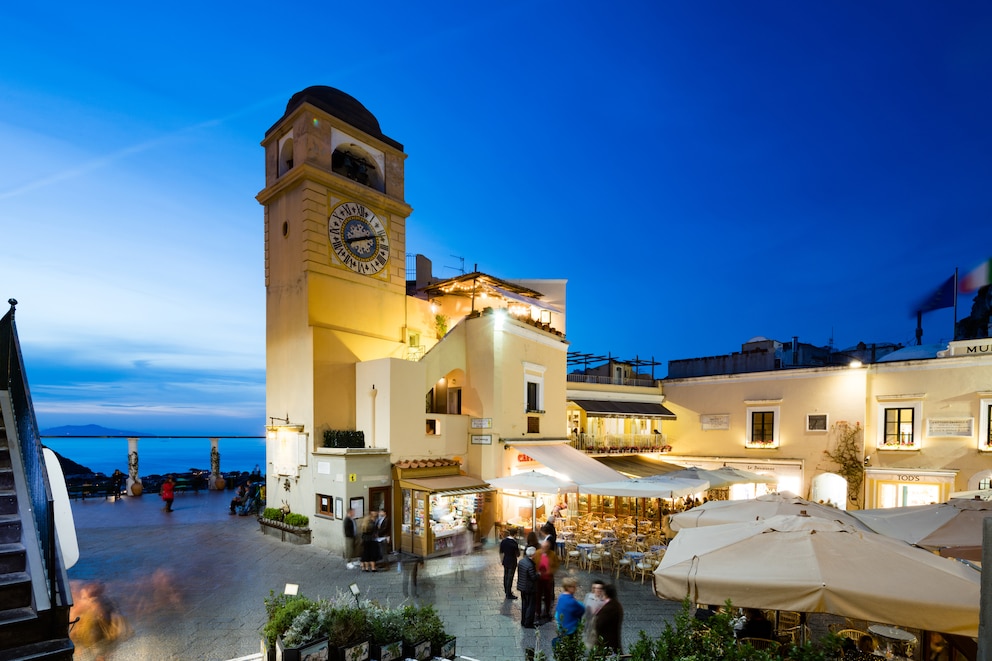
257;86;574;556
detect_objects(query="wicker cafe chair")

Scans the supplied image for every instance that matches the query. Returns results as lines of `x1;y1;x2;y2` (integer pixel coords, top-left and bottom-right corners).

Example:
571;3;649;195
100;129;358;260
739;638;781;653
564;541;582;569
836;628;870;642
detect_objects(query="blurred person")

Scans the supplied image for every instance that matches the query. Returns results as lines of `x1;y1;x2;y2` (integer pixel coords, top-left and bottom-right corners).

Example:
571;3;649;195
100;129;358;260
517;546;539;628
499;527;520;599
534;538;560;624
554;576;585;641
593;583;623;655
160;476;175;512
583;580;607;649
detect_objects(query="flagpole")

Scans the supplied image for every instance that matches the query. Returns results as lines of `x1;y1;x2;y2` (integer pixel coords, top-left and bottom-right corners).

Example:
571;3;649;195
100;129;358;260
953;267;959;339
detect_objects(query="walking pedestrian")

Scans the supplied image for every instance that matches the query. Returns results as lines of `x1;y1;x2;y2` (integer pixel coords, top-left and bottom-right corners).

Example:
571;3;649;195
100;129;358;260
533;538;559;624
160;476;175;512
343;508;357;561
499;528;520;599
517;546;539;628
554;576;586;640
593;583;624;655
402;554;424;598
583;580;607;649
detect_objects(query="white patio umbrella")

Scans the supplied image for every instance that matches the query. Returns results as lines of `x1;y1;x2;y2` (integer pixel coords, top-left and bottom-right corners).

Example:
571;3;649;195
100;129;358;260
486;470;578;530
710;466;779;486
669;491;872;532
850;496;992;561
654;466;776;491
653;514;981;637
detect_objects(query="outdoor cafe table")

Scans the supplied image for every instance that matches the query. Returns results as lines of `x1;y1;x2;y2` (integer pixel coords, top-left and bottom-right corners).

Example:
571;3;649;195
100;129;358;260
868;624;916;657
577;543;596;566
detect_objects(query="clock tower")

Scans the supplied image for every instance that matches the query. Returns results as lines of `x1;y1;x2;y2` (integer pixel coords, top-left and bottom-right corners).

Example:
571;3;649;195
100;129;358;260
258;86;412;438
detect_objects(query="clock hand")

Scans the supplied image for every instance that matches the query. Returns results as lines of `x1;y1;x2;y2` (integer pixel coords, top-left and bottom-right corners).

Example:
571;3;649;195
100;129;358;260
344;233;386;245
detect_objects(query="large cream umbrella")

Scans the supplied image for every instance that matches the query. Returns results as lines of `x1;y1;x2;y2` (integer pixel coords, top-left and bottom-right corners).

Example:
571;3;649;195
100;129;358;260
486;471;578;531
851;496;992;561
669;491;871;532
653;514;981;637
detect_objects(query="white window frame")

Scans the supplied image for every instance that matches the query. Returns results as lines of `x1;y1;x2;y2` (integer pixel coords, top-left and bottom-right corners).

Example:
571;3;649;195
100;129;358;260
523;362;546;414
745;405;780;449
875;399;923;450
980;398;992;452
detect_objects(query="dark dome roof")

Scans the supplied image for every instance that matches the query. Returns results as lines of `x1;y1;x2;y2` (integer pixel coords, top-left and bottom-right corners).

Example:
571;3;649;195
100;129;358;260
266;86;402;150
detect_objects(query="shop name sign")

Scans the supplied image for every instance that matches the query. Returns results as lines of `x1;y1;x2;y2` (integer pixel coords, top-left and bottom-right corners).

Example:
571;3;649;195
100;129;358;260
944;339;992;357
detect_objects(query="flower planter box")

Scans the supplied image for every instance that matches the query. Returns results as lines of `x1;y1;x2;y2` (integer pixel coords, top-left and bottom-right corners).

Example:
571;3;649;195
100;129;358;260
335;638;370;661
371;640;403;661
259;517;312;545
276;636;328;661
260;638;276;661
402;640;432;661
432;636;456;659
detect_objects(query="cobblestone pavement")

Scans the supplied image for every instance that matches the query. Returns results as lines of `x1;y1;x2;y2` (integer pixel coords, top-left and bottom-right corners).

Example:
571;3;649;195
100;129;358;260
66;490;682;661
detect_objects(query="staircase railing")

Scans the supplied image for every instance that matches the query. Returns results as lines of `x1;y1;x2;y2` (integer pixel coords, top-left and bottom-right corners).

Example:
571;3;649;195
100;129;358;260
1;302;62;613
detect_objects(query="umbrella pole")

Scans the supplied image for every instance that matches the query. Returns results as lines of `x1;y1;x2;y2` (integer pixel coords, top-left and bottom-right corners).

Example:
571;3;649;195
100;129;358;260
531;492;537;533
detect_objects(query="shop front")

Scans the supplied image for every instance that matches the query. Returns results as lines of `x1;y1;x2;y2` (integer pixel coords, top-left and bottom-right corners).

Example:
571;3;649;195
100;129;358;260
864;468;958;508
394;464;493;558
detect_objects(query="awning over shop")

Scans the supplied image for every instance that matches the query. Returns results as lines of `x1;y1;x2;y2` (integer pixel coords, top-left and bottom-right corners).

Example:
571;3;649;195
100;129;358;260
399;475;494;496
508;442;626;484
570;399;676;418
594;455;684;478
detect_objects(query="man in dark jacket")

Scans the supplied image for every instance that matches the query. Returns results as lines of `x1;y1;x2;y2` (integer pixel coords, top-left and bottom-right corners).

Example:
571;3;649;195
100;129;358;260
516;546;539;628
499;529;520;600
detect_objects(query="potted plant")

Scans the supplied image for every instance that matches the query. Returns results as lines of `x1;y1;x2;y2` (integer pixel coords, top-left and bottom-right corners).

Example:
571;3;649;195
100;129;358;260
365;603;405;661
401;604;445;661
260;592;315;661
259;507;311;544
326;604;370;661
277;599;330;661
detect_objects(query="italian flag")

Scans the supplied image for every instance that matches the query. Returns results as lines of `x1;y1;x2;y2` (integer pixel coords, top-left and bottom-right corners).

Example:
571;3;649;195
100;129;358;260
959;259;992;293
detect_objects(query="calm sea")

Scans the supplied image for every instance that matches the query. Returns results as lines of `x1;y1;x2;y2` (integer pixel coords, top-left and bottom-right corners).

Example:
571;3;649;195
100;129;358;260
40;437;266;477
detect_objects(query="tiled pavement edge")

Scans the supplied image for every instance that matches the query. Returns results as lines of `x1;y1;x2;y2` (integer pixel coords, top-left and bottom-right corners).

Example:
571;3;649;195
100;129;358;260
67;491;682;661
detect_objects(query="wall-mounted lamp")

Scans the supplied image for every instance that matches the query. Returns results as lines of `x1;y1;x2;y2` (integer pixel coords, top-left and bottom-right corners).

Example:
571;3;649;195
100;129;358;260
863;455;871;467
849;360;863;369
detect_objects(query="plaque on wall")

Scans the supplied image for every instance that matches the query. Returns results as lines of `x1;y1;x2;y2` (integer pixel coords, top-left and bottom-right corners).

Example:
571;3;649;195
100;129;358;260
471;418;492;429
926;417;974;438
471;434;492;445
700;414;730;430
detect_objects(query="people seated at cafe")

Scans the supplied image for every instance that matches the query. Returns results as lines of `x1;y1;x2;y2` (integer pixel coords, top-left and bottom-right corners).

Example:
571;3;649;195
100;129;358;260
843;634;877;660
738;609;773;640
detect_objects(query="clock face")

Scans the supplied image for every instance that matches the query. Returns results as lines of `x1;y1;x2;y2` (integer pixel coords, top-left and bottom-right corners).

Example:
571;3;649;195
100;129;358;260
328;201;390;275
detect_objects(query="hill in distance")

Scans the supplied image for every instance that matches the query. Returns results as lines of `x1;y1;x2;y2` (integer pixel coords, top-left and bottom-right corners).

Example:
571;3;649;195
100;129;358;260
40;424;152;437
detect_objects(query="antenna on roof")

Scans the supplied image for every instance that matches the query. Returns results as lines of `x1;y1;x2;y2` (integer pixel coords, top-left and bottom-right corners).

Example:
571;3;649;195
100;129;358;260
443;255;465;275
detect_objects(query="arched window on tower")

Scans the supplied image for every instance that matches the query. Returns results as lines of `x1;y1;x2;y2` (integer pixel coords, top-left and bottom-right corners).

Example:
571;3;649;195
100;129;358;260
277;133;294;177
332;144;384;192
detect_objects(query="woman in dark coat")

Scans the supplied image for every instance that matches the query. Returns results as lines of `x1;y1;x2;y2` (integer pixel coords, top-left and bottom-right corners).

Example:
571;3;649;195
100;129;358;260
593;583;624;654
360;517;381;572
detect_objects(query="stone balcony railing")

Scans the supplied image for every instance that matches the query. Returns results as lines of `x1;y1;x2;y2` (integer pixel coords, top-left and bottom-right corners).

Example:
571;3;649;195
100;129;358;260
567;433;671;454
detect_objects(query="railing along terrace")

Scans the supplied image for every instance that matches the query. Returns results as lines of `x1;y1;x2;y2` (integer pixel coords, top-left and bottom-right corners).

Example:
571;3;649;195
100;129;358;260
568;433;670;454
566;373;658;387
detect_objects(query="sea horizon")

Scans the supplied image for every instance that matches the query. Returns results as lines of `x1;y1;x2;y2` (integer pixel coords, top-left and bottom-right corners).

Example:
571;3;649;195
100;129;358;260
40;436;266;477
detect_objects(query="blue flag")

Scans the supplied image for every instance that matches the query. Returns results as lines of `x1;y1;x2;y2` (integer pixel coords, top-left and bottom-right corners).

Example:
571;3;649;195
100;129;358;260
911;275;956;315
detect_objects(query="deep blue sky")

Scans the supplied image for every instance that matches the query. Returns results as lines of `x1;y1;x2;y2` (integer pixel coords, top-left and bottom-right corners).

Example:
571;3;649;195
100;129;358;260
2;2;991;435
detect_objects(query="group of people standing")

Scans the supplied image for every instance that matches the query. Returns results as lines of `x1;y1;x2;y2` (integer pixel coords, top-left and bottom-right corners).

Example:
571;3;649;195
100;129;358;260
499;520;624;654
343;507;391;572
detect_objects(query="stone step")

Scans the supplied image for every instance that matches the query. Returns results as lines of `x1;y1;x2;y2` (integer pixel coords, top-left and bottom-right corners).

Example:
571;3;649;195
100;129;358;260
0;637;74;661
0;572;32;610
